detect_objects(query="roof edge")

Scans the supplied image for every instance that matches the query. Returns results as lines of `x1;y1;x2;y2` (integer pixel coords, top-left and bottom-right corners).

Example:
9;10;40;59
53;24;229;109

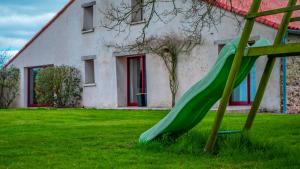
4;0;75;68
214;1;300;30
5;0;299;68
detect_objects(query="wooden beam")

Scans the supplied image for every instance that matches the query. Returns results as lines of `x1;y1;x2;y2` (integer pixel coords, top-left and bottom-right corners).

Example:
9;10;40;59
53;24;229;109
243;0;297;132
245;43;300;57
204;0;263;153
245;5;300;19
290;17;300;22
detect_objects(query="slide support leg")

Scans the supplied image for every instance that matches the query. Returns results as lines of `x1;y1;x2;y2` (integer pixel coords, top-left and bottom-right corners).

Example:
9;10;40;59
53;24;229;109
243;57;276;130
204;0;262;153
243;0;297;131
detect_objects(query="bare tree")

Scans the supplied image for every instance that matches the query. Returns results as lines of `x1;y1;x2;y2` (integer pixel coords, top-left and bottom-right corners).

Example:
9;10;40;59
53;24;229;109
101;0;241;106
0;50;9;68
117;34;195;106
100;0;239;43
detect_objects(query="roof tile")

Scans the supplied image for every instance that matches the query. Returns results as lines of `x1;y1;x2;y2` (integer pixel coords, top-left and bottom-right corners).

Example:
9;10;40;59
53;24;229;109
215;0;300;30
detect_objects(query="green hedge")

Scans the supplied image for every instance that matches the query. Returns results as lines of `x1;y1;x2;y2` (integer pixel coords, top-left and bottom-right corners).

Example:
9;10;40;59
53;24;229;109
35;65;82;108
0;67;20;108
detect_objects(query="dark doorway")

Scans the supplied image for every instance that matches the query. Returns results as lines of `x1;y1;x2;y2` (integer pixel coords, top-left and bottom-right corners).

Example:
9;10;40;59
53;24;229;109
28;66;49;107
127;56;146;106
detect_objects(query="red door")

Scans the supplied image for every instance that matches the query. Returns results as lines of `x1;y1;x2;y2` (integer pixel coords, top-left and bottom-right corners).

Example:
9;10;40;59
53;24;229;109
127;56;146;106
27;65;50;107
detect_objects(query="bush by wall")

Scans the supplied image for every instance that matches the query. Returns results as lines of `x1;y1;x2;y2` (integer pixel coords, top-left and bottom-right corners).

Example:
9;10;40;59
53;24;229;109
35;65;82;108
0;67;20;108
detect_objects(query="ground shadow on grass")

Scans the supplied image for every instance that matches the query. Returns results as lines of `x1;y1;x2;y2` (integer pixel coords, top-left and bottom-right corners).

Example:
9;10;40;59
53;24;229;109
137;131;208;155
136;130;300;167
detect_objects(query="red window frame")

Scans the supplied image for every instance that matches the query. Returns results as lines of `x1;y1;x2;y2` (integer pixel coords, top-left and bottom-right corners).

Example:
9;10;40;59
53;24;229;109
127;56;146;106
229;74;253;106
219;41;255;106
27;65;52;107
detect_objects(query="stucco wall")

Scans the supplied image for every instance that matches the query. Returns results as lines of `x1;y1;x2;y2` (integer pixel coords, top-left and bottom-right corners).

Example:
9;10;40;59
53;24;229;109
9;0;281;111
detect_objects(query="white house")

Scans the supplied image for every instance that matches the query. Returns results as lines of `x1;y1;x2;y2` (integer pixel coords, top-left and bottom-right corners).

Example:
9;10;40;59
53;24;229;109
5;0;300;112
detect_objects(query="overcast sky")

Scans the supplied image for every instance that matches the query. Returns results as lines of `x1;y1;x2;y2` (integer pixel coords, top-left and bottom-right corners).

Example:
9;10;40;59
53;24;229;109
0;0;68;56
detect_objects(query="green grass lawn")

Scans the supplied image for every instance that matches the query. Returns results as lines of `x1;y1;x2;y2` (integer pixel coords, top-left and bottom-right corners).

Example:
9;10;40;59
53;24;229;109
0;109;299;169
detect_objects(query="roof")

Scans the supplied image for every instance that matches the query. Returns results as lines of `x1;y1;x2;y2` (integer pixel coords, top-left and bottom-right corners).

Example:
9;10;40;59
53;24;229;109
215;0;300;30
5;0;300;67
5;0;75;68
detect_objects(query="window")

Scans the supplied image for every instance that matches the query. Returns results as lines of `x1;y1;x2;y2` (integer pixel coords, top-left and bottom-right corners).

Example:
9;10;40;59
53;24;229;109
82;1;96;32
28;65;51;107
28;67;42;107
84;59;95;84
218;40;257;106
127;56;147;106
131;0;143;22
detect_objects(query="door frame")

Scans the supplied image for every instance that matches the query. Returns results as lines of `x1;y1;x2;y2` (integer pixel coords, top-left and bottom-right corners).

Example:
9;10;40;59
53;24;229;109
27;65;52;107
126;56;146;106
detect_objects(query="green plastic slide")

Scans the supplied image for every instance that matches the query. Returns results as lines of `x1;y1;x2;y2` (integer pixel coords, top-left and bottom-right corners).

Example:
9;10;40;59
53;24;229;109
139;38;271;143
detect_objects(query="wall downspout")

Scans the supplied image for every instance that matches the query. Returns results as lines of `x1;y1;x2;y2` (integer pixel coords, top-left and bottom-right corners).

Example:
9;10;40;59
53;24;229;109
281;33;287;114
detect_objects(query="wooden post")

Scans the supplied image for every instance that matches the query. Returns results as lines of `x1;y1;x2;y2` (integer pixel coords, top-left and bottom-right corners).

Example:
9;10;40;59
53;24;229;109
243;0;297;131
204;0;262;153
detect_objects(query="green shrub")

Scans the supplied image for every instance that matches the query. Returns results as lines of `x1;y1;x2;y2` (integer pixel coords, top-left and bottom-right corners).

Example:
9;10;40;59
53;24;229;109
35;65;82;108
0;67;20;108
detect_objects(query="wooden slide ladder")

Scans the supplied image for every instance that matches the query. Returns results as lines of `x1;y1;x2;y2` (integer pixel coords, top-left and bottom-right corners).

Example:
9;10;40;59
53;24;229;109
204;0;300;153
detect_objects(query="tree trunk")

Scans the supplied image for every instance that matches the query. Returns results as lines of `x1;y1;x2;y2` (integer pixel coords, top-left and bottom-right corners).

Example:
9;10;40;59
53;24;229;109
171;93;176;107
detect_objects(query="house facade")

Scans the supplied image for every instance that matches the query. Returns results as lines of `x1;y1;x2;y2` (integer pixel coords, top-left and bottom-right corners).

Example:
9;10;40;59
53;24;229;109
5;0;300;113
